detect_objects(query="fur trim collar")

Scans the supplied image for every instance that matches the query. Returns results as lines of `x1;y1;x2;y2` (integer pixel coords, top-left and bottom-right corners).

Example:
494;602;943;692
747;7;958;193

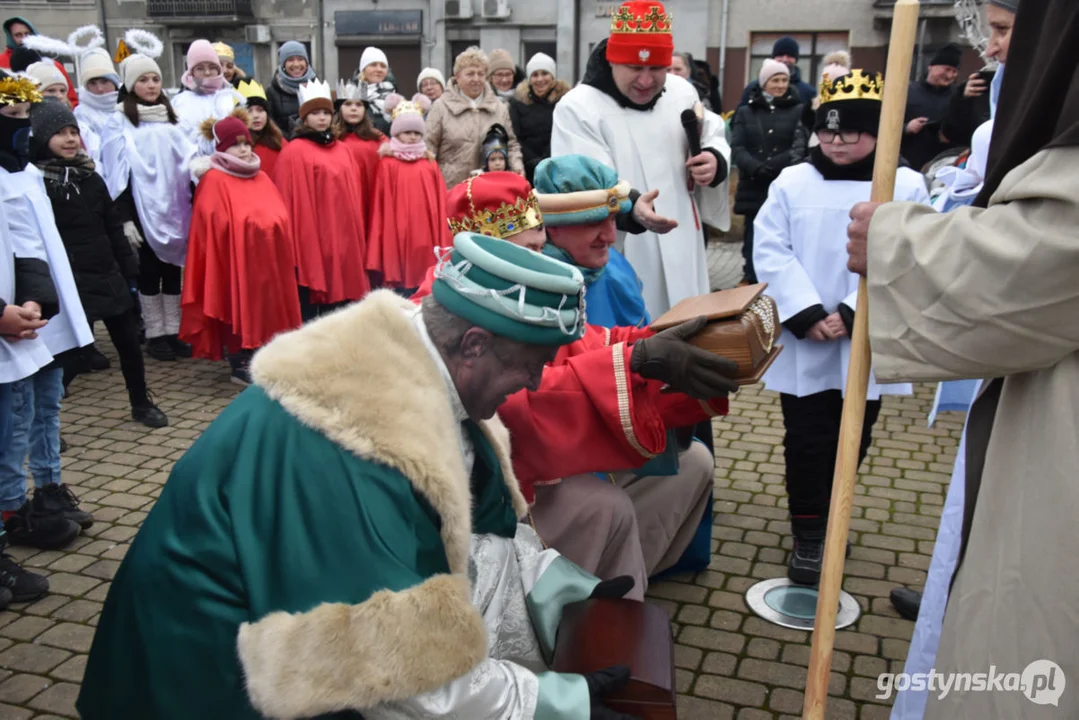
250;290;528;575
513;78;570;105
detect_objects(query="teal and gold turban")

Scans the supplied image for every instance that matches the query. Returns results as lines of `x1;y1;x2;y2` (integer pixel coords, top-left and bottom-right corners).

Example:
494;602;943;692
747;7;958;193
533;154;633;227
432;232;587;346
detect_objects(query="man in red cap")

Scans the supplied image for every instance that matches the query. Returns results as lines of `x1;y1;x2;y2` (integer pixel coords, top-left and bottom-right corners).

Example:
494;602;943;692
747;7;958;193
551;0;731;318
413;171;735;598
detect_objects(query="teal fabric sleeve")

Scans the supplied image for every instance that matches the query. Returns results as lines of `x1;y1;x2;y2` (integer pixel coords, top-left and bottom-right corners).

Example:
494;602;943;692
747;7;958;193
526;554;600;663
535;671;591;720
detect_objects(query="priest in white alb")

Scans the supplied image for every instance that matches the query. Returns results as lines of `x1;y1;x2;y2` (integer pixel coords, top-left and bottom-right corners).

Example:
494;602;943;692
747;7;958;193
550;0;731;317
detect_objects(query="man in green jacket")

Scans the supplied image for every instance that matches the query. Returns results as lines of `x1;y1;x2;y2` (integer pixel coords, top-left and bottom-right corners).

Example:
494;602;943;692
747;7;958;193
78;233;640;720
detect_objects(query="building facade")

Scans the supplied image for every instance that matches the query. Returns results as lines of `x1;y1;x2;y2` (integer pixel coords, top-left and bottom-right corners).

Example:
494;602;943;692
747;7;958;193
6;0;981;106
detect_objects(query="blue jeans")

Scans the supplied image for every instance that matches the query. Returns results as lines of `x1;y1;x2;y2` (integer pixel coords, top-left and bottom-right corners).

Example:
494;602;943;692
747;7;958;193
0;367;64;511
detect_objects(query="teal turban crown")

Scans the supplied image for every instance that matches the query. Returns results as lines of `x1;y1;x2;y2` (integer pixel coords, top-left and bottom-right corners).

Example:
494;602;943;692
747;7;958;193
533;154;633;227
432;232;587;346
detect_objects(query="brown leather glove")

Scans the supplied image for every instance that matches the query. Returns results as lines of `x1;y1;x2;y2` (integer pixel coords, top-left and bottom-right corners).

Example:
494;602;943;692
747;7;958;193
630;316;739;399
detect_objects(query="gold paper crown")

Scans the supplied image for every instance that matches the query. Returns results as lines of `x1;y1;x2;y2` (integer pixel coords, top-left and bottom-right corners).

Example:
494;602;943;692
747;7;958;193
212;42;234;60
448;184;544;239
236;79;266;102
0;76;43;105
610;4;673;35
391;99;423;121
819;69;884;105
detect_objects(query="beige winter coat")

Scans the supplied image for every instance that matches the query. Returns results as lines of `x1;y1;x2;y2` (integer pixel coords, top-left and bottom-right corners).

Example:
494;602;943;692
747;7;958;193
425;81;524;189
867;145;1079;720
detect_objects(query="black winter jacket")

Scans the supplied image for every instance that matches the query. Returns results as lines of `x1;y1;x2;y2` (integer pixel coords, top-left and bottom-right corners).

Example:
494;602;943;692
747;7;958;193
508;79;570;183
40;165;137;322
266;73;301;138
730;86;808;215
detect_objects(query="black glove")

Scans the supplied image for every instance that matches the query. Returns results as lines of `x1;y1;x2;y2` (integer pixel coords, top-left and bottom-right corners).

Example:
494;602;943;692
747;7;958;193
631;316;739;399
590;576;635;600
584;665;640;720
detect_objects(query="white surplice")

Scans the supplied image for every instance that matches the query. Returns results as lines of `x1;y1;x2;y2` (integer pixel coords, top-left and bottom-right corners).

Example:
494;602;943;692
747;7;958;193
753;162;929;399
551;74;731;317
171;86;245;157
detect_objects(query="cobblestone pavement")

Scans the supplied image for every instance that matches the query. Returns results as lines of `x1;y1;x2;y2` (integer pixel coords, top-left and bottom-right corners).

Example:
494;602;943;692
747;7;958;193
0;326;964;719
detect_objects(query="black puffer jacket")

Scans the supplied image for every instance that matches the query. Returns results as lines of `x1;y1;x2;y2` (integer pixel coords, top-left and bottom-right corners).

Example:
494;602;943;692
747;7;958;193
266;73;301;138
730;85;808;215
508;78;570;183
39;162;137;321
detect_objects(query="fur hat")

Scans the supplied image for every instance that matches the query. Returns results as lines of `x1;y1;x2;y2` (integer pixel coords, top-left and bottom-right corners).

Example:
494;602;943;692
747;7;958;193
386;92;429;137
487;49;515;76
416;67;445;92
80;48;119;89
26;61;68;93
119;53;161;93
758;59;790;89
526;53;556;78
186;39;221;71
200;109;251;152
30;97;77;142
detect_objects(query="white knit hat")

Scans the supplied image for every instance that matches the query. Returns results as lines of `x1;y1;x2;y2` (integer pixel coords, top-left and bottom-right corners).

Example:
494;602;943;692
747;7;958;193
26;61;69;93
80;48;119;89
758;58;790;89
359;46;388;74
119;53;162;93
526;52;556;78
416;67;445;91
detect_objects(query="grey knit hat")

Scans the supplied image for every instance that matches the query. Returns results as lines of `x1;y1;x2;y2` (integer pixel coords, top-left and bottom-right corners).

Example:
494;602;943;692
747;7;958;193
988;0;1019;12
30;99;78;143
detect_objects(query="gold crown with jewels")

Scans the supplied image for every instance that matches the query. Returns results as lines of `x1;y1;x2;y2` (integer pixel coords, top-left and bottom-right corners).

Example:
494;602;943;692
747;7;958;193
448;182;544;239
610;5;673;35
819;69;884;105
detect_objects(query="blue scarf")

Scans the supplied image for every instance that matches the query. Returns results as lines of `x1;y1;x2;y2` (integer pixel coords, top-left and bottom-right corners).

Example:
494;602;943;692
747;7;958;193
540;243;606;286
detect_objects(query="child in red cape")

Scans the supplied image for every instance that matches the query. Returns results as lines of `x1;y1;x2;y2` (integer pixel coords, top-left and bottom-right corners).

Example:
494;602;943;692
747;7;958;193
366;93;450;295
333;82;384;233
182;112;301;385
272;79;369;320
238;80;287;178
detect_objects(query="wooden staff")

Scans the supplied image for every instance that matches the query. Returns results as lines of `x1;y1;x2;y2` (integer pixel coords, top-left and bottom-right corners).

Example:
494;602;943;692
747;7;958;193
801;1;920;718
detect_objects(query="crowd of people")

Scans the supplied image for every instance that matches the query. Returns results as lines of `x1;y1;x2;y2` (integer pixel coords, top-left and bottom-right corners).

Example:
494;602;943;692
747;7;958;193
1;0;1075;716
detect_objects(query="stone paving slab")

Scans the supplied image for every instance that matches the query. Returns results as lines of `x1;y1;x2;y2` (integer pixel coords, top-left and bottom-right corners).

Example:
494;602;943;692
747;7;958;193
0;325;964;719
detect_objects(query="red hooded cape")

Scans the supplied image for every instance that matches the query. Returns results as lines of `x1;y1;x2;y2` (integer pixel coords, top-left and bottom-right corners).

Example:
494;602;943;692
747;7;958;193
340;133;383;232
181;168;302;359
273;137;370;304
254;139;286;180
367;155;451;289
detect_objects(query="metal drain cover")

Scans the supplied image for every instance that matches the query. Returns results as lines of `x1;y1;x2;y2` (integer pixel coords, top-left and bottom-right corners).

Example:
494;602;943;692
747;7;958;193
745;578;862;631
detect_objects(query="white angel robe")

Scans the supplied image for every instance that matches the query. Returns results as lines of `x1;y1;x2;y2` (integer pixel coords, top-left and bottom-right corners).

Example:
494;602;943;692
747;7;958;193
171;86;245;156
551;74;732;317
73;88;118;173
100;113;196;267
753;162;929;399
0;167;92;364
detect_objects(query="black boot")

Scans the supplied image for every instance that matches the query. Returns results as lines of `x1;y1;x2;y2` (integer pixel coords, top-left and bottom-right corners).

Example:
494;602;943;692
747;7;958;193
167;335;193;359
788;534;825;586
890;587;922;621
33;483;94;530
145;336;176;361
228;352;252;387
3;501;81;551
0;535;48;603
131;390;168;428
82;343;111;371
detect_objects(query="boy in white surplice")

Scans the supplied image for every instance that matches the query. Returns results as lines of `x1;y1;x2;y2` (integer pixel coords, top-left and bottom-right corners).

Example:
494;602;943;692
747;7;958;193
753;69;929;586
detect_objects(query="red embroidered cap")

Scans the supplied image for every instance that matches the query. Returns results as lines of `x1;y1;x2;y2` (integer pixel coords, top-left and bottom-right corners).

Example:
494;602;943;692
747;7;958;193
605;1;674;68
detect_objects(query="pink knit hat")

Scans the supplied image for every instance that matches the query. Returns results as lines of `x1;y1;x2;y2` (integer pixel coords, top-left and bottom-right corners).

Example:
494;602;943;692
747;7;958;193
186;39;221;71
758;58;790;89
386;93;431;138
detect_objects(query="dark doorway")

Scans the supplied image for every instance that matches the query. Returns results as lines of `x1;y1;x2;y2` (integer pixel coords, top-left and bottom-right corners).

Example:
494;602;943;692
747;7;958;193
338;43;421;93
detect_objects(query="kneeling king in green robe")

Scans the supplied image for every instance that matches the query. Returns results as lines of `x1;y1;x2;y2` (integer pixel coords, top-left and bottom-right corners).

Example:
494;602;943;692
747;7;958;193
77;233;642;720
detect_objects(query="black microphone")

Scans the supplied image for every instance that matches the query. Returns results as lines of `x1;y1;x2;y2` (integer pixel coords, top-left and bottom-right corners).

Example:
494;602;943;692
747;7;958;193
681;108;702;158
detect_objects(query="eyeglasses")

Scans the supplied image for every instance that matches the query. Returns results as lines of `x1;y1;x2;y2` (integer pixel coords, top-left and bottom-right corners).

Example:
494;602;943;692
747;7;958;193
817;130;864;145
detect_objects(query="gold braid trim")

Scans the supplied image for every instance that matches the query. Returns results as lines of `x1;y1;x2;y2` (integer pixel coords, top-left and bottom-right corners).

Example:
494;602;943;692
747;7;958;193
612;342;656;460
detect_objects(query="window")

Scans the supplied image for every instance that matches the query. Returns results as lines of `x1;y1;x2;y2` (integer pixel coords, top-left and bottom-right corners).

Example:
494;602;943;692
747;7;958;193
749;32;850;89
522;41;557;67
449;40;481;70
